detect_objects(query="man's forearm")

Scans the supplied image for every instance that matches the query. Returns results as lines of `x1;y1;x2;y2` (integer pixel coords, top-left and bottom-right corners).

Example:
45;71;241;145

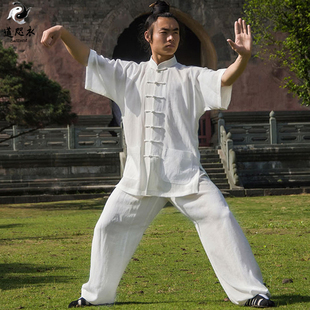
221;54;250;87
60;27;90;66
41;25;90;66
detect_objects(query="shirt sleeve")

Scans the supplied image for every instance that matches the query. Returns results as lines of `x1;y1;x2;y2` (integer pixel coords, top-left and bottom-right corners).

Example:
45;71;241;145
85;49;131;110
197;68;232;111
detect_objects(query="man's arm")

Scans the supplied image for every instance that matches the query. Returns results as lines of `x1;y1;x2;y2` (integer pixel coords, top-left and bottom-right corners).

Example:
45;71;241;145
41;26;90;67
221;19;252;87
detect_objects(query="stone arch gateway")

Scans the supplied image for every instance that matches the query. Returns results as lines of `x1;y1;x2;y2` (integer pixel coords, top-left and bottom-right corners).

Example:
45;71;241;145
94;5;217;69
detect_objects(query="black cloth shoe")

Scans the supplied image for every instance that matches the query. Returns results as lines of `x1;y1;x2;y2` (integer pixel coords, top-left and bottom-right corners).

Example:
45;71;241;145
68;297;92;308
245;294;276;308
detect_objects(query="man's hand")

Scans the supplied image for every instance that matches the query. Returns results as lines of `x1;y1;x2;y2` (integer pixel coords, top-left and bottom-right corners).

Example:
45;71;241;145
221;19;252;87
41;25;63;48
227;18;252;60
41;26;90;66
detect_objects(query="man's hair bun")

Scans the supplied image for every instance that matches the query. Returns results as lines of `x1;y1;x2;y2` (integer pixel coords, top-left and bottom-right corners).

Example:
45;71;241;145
144;0;178;44
149;1;170;15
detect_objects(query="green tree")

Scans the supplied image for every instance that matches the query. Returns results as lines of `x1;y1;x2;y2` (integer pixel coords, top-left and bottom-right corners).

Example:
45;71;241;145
243;0;310;105
0;40;76;143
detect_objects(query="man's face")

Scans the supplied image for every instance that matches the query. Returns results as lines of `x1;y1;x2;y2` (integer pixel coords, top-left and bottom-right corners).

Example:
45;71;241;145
145;17;180;63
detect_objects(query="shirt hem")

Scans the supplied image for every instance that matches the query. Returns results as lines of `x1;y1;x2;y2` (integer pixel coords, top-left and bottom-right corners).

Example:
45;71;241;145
116;169;203;198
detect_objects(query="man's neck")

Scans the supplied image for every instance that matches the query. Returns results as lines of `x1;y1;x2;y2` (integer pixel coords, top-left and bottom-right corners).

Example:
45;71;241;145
151;54;175;65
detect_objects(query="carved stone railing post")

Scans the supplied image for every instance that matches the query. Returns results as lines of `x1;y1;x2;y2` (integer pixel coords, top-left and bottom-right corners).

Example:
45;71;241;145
219;125;240;187
220;125;226;149
12;125;18;151
226;134;240;186
226;132;233;169
218;112;225;146
68;124;75;150
229;148;239;186
269;111;277;144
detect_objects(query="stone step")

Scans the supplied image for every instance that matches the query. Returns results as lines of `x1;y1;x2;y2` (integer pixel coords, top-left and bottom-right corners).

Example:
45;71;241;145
202;163;223;169
199;147;218;153
200;148;230;189
214;183;230;190
0;184;116;197
0;152;120;168
0;176;120;197
0;193;112;205
208;178;228;185
0;176;120;188
199;147;219;153
200;155;221;162
3;186;310;204
242;179;310;188
238;169;310;176
204;167;225;173
0;182;233;197
206;173;227;179
0;147;232;203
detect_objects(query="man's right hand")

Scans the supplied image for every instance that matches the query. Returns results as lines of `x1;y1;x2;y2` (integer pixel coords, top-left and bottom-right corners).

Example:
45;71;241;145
41;25;90;66
41;25;63;48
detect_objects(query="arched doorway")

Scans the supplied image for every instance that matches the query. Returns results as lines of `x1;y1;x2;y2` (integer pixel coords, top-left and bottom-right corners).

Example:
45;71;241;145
112;13;214;146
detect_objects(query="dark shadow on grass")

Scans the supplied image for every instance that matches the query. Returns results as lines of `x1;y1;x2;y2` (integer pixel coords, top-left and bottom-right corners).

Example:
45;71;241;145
76;301;202;309
112;300;207;307
112;295;310;307
273;294;310;306
0;224;24;229
0;235;78;243
5;199;107;211
112;299;225;307
114;301;185;306
0;263;70;290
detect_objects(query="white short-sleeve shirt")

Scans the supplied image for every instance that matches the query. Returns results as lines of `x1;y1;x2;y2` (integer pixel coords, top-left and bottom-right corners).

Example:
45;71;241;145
85;49;232;197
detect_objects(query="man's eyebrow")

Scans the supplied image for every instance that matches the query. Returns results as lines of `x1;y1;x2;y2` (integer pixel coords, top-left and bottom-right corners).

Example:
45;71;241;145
160;27;179;31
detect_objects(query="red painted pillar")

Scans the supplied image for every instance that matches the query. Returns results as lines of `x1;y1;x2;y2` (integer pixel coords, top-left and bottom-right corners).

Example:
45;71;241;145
198;111;211;146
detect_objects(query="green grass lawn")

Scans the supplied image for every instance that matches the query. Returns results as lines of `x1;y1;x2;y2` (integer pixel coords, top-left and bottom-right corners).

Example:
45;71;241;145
0;194;309;309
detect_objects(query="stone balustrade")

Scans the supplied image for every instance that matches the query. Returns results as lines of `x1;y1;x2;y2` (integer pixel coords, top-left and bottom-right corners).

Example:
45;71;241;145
219;125;239;186
0;125;123;153
218;111;310;147
217;111;310;188
0;121;124;194
277;122;310;144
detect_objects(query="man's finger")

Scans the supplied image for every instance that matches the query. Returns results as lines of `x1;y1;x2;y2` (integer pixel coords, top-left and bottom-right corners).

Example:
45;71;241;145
247;24;251;36
41;31;51;47
227;39;237;51
234;20;240;35
48;36;57;47
239;18;244;33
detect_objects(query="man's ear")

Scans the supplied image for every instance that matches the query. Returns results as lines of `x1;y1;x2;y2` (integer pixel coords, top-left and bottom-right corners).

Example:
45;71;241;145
144;31;151;43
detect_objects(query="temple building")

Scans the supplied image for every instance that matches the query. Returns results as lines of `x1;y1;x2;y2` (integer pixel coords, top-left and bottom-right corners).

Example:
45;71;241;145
1;0;309;118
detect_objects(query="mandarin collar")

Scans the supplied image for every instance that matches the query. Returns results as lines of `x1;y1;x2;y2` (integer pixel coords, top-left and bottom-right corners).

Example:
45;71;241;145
149;56;177;70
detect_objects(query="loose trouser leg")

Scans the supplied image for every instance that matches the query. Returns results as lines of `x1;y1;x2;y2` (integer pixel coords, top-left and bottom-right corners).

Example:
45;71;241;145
81;188;167;305
170;176;270;305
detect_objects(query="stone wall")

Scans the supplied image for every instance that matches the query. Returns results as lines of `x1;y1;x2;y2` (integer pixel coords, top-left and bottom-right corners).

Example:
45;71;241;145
235;145;310;189
0;151;120;182
1;0;309;115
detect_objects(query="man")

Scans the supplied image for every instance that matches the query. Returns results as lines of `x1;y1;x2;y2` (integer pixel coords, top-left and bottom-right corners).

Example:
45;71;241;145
41;1;275;308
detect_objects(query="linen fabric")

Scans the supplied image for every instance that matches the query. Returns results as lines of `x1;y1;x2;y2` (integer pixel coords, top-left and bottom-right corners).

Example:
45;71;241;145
81;177;270;305
82;52;271;306
85;50;232;197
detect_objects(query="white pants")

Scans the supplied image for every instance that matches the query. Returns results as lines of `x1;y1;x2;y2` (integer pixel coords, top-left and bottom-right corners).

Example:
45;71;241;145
81;176;270;305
